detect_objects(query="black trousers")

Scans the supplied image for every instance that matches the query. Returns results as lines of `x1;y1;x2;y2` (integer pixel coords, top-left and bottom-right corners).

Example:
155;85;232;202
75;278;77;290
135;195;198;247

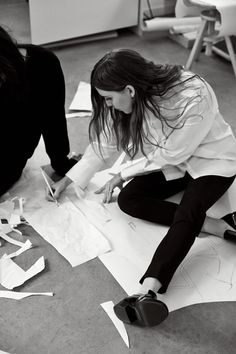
118;171;235;293
0;46;75;196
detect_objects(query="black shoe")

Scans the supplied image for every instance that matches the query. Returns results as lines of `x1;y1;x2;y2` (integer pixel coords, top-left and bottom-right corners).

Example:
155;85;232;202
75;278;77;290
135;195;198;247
224;229;236;242
222;212;236;242
51;154;82;176
113;290;169;327
222;212;236;230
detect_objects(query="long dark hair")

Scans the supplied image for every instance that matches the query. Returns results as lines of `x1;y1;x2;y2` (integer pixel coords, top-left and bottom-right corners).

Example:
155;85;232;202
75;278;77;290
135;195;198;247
90;48;201;159
0;26;25;100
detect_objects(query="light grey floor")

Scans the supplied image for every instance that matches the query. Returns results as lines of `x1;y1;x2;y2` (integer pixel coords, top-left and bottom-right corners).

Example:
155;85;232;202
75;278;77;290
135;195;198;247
0;2;236;354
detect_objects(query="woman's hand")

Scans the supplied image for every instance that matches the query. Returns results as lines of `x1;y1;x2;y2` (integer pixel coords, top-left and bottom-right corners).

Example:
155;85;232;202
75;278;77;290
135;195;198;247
46;176;72;202
95;173;124;203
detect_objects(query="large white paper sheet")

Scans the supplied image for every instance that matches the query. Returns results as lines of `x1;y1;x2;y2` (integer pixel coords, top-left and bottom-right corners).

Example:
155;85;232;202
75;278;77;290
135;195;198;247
24;194;111;267
0;200;14;220
71;168;236;312
6;147;111;267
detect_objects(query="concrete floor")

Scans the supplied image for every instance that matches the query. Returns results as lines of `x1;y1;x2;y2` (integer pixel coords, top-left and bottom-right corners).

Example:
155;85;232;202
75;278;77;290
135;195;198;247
0;2;236;354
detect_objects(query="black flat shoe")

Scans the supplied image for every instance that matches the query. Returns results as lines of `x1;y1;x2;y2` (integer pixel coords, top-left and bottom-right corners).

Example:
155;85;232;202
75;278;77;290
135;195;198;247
222;212;236;242
222;212;236;230
224;229;236;242
113;290;169;327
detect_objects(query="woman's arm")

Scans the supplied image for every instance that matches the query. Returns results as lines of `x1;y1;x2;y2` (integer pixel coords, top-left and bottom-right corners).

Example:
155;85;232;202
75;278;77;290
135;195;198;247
66;125;119;189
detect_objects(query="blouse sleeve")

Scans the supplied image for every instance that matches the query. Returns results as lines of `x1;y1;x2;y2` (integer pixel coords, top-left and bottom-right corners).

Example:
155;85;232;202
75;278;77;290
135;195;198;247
66;127;118;189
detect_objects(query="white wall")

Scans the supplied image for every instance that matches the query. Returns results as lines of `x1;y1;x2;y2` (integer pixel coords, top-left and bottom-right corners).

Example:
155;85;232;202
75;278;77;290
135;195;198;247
29;0;139;44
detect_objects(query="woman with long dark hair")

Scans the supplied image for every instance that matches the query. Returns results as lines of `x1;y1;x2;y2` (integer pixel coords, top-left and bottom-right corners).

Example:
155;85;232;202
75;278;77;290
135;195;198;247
0;26;79;196
51;49;236;326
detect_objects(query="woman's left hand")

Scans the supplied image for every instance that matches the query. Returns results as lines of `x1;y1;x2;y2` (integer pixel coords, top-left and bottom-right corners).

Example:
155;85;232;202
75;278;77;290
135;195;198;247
95;173;124;203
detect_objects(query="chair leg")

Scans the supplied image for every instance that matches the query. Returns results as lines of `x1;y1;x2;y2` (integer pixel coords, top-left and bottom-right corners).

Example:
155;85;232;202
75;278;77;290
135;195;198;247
186;19;208;70
224;36;236;77
205;20;215;56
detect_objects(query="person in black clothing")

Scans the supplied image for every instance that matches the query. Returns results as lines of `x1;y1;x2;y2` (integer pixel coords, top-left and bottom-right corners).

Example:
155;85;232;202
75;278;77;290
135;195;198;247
0;26;79;196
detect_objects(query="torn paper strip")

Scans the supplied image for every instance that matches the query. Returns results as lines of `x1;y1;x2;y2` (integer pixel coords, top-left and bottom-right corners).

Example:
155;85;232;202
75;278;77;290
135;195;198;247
0;290;53;300
0;256;45;290
0;232;25;247
0;197;29;247
4;239;32;259
66;112;92;119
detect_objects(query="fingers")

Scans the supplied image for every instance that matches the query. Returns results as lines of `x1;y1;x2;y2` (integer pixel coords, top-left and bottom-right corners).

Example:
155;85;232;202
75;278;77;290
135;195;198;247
95;183;113;203
45;187;55;202
95;177;122;203
102;188;113;203
95;186;105;194
44;177;71;203
45;183;60;202
52;185;60;200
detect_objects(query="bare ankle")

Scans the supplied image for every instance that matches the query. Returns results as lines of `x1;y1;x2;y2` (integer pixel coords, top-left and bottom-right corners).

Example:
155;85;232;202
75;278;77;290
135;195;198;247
139;277;162;294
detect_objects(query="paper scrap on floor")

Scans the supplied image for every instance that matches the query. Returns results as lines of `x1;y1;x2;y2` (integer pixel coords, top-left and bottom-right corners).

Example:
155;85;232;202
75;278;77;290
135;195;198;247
0;290;53;300
101;301;129;348
66;112;92;119
6;140;236;311
0;256;45;290
0;196;53;297
0;197;32;252
69;81;92;113
0;349;11;354
0;199;30;249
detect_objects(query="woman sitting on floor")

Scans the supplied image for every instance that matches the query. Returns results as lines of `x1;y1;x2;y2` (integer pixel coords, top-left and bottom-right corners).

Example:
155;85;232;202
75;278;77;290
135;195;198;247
49;48;236;327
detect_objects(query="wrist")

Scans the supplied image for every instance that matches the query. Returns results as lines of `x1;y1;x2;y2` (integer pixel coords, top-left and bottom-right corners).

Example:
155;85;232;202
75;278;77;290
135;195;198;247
118;172;125;182
63;176;72;187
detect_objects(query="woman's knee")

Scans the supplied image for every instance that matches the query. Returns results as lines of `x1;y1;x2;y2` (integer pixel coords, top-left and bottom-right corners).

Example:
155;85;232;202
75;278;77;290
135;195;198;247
117;188;130;213
174;196;206;230
117;187;140;215
0;170;22;196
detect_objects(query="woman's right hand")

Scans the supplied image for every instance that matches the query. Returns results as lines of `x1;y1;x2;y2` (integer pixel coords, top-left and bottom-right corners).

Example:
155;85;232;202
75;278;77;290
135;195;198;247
46;176;72;202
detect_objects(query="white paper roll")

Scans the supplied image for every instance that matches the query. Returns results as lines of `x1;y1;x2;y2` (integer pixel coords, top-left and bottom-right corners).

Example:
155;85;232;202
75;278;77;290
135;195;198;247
143;16;202;32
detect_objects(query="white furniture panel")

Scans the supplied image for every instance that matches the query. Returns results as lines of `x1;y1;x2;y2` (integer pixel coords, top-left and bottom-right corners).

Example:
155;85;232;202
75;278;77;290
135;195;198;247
29;0;139;45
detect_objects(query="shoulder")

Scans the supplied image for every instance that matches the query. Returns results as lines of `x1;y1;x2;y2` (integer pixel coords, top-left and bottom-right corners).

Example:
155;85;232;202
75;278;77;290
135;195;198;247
159;71;211;111
151;71;216;132
24;44;60;65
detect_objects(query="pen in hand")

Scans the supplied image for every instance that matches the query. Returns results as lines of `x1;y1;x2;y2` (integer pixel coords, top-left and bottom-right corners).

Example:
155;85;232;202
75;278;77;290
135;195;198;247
40;168;60;207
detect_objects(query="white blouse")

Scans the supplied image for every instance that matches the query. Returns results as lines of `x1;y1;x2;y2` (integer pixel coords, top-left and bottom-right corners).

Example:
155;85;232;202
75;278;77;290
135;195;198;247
67;73;236;189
